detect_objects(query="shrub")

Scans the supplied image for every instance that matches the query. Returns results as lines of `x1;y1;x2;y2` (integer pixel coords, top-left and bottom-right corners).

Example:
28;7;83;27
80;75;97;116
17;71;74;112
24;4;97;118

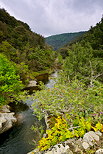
0;53;23;106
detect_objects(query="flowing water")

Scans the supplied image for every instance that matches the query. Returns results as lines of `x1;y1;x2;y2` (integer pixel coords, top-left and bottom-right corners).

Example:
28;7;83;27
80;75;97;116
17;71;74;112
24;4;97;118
0;71;58;154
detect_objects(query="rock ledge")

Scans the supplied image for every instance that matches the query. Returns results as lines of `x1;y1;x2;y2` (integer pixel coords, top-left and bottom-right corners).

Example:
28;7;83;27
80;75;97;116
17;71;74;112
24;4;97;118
0;105;17;134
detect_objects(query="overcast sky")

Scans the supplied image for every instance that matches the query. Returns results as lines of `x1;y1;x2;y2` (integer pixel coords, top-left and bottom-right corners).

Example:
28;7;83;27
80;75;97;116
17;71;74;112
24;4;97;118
0;0;103;37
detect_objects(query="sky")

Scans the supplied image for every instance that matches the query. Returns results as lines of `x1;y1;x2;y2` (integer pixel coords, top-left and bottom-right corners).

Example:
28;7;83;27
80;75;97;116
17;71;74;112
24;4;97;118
0;0;103;37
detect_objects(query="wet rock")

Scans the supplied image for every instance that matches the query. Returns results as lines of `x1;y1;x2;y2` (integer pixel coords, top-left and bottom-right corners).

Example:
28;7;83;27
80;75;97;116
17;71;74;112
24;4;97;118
27;148;41;154
0;116;6;128
0;106;17;134
0;105;10;113
95;149;103;154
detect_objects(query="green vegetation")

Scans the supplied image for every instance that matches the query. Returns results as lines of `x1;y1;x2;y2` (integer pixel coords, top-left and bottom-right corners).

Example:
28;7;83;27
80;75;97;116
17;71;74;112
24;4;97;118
45;31;85;50
0;8;55;106
0;8;103;152
0;8;55;83
61;17;103;84
38;116;103;151
0;53;23;105
33;80;103;151
63;43;103;84
33;17;103;151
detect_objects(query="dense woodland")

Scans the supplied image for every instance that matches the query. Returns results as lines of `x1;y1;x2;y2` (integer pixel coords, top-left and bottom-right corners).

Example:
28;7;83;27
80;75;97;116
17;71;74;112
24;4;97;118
33;17;103;151
0;8;55;74
0;8;103;153
0;8;55;105
45;31;85;50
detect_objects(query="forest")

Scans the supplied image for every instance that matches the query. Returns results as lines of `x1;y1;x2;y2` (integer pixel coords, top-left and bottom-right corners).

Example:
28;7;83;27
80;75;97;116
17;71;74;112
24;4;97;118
33;17;103;152
45;31;85;50
0;8;55;106
0;8;103;154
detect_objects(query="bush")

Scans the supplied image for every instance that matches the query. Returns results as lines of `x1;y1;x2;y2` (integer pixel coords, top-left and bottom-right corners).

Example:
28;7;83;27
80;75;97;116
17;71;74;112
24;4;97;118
0;53;23;106
32;80;103;122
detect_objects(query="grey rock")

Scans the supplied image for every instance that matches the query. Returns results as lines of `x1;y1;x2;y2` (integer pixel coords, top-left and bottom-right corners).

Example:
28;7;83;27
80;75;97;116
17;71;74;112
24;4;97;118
82;142;90;149
28;131;102;154
27;80;37;87
45;151;53;154
75;138;83;149
0;105;10;113
95;149;103;154
82;131;99;149
27;148;43;154
95;131;102;137
65;149;73;154
0;116;6;128
45;144;70;154
0;112;17;134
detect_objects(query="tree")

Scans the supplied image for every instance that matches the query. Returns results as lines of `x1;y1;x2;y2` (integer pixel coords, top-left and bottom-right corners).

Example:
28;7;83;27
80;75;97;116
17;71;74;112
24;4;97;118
63;43;103;85
0;54;23;106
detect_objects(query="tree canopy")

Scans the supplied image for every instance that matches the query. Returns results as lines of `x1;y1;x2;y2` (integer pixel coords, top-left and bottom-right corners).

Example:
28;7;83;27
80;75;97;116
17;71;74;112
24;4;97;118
0;53;23;105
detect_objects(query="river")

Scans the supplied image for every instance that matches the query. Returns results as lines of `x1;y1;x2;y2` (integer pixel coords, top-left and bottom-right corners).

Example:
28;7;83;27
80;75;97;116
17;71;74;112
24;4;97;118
0;71;57;154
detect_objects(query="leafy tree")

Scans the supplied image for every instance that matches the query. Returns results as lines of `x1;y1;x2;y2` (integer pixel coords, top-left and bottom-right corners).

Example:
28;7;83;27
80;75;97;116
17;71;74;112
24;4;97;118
62;43;103;85
0;8;56;83
0;54;23;106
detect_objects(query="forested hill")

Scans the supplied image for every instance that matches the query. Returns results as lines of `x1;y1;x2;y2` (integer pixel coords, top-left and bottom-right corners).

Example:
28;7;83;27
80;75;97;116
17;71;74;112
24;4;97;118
45;31;85;50
0;8;44;49
80;18;103;56
0;8;55;82
61;17;103;58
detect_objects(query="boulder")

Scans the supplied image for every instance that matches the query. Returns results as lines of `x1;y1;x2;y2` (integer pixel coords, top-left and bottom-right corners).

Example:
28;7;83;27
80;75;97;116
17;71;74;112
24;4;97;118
95;149;103;154
0;105;10;113
45;144;70;154
27;80;37;87
27;130;102;154
82;131;100;149
0;106;17;134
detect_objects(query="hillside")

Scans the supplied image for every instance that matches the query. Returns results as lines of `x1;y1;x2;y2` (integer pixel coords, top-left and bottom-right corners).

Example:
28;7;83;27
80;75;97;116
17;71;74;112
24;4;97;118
0;8;55;82
32;17;103;153
45;31;85;50
62;17;103;58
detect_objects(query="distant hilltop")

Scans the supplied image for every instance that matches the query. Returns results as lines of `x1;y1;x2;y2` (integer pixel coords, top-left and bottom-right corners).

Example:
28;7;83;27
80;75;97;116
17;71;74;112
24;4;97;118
45;31;85;50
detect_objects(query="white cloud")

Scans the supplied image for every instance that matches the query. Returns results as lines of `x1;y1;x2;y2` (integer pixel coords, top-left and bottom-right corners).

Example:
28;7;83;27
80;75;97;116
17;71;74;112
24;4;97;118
0;0;103;36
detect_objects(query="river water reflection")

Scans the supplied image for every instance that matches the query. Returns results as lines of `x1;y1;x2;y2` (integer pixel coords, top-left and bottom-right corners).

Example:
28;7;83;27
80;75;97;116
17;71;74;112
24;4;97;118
0;71;58;154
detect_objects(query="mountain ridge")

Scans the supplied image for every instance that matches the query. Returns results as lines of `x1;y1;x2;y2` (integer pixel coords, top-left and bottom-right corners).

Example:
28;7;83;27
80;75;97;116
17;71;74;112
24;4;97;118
45;31;85;50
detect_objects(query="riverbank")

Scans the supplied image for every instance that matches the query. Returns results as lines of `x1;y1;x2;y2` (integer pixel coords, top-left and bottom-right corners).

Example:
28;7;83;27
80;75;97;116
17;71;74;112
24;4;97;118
28;71;103;154
28;130;103;154
0;70;55;134
0;71;56;154
0;105;17;134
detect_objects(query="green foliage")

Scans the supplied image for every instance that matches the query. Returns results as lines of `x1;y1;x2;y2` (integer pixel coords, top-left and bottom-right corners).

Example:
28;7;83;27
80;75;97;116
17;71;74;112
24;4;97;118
27;47;55;72
32;77;103;150
32;79;103;122
62;43;103;84
32;17;103;151
33;17;103;151
83;17;103;51
60;17;103;59
45;32;85;50
0;54;23;106
58;17;103;84
38;116;103;151
0;8;56;82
